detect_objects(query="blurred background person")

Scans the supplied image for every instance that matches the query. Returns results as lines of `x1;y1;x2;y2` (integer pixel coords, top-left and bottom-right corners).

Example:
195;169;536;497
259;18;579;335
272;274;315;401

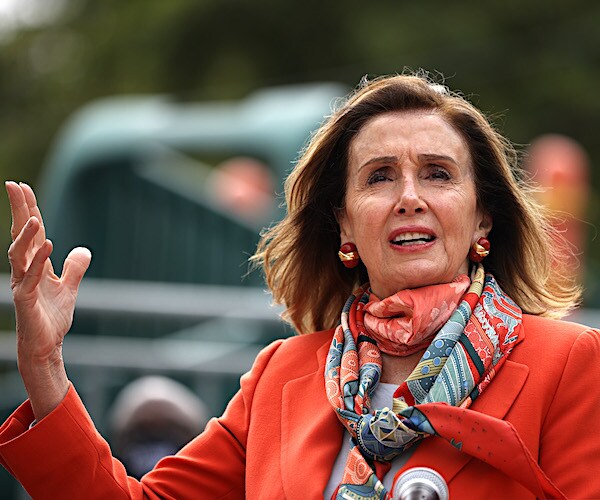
206;156;276;225
524;134;590;280
524;134;600;311
108;376;209;480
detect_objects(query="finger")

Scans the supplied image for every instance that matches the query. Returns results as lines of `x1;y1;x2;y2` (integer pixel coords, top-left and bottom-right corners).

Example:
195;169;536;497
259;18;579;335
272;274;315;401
61;247;92;293
5;181;31;241
19;183;46;247
20;239;54;295
8;216;41;282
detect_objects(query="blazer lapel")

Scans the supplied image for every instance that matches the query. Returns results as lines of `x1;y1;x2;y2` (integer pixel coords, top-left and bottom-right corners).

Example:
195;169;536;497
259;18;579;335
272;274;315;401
281;340;343;498
401;359;530;483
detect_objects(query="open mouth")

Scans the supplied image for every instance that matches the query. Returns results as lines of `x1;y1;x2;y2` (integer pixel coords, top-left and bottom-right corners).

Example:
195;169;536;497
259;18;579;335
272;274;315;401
390;232;435;246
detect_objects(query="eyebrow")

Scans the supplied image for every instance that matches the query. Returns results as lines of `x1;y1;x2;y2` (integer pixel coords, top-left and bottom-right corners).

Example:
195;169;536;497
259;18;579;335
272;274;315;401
357;153;458;172
419;153;458;165
357;156;399;172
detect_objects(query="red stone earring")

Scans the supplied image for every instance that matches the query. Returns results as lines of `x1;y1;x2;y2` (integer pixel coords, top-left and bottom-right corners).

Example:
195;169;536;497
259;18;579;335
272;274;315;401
338;242;360;268
469;237;490;262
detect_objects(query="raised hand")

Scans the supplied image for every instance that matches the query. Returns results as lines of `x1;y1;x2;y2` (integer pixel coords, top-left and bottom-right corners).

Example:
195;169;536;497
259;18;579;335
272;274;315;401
6;181;91;419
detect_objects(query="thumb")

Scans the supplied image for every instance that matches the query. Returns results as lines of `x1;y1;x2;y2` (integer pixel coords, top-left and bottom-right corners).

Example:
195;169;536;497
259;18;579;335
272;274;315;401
61;247;92;292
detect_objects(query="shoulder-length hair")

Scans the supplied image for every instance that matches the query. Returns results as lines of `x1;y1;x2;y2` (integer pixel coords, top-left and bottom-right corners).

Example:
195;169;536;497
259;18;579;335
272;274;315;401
253;73;581;334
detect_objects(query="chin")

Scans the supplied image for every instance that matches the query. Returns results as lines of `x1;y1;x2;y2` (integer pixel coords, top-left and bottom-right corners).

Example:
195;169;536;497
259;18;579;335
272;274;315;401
371;258;469;297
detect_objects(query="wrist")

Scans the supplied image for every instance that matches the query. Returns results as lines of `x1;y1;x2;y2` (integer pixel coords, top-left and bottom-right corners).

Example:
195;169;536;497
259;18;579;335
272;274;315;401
18;354;70;420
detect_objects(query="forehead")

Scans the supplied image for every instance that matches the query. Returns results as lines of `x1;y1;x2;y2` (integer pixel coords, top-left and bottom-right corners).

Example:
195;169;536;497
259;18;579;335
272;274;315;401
348;110;471;169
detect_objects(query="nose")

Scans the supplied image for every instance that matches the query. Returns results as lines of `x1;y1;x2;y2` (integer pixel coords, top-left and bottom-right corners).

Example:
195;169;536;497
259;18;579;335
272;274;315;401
395;177;427;215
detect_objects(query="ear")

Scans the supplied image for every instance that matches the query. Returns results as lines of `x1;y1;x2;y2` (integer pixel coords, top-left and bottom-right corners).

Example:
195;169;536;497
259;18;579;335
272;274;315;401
335;207;353;243
477;211;493;238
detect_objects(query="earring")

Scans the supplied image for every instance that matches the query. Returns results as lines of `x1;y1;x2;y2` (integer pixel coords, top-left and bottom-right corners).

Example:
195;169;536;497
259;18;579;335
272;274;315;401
338;242;360;268
469;237;490;262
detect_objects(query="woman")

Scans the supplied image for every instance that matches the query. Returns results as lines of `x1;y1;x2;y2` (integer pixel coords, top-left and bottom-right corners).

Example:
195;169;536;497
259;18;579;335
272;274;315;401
1;74;599;499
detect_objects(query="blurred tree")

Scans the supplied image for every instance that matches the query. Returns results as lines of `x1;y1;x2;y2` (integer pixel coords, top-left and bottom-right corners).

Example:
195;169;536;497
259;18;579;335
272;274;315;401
0;0;598;274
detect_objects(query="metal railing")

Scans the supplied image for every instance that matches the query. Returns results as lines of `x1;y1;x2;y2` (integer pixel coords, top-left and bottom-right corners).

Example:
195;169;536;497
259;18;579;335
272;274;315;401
0;274;288;418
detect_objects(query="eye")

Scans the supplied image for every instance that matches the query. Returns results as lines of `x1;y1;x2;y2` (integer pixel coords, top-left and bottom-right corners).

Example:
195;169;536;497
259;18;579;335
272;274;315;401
428;166;451;181
367;167;392;185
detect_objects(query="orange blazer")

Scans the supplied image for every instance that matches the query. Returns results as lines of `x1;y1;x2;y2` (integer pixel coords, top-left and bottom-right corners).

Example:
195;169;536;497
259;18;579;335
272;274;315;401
1;315;599;499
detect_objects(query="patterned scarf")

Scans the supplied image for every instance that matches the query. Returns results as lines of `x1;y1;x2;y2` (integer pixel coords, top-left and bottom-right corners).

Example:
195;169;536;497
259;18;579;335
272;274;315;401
325;265;524;499
363;274;470;356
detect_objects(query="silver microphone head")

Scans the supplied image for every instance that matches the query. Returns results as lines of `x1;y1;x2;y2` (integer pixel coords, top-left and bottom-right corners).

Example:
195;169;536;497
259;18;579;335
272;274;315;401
392;467;449;500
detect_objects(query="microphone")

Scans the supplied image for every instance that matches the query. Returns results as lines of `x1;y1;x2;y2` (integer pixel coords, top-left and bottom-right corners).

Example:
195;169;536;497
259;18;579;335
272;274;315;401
392;467;449;500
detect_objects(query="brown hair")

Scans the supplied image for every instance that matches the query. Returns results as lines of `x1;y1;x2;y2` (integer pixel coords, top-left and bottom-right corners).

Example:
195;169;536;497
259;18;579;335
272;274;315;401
253;73;581;334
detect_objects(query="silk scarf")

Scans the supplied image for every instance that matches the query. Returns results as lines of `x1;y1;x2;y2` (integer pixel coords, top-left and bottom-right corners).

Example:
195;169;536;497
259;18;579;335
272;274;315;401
325;265;524;499
363;273;470;356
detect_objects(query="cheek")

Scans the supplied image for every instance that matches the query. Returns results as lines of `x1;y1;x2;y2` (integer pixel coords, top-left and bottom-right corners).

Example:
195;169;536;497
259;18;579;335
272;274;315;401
345;195;381;230
440;197;479;255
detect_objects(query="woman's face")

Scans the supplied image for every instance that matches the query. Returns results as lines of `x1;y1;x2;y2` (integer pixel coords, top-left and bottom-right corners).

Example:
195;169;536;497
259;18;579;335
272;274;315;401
339;110;492;298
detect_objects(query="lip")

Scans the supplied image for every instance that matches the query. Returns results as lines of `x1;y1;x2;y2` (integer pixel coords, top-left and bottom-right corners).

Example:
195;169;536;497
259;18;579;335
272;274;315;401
388;226;436;241
388;226;437;253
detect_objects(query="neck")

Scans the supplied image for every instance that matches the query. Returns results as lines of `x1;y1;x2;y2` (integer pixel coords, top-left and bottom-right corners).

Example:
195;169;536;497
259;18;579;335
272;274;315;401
380;349;426;384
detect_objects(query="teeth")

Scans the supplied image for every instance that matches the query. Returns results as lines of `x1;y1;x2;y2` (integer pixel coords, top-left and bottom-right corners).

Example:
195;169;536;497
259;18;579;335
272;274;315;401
391;232;434;244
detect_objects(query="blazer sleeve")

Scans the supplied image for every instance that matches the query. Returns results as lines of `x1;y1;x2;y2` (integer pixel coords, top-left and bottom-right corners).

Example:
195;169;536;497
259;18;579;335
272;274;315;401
0;338;285;500
539;328;600;499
